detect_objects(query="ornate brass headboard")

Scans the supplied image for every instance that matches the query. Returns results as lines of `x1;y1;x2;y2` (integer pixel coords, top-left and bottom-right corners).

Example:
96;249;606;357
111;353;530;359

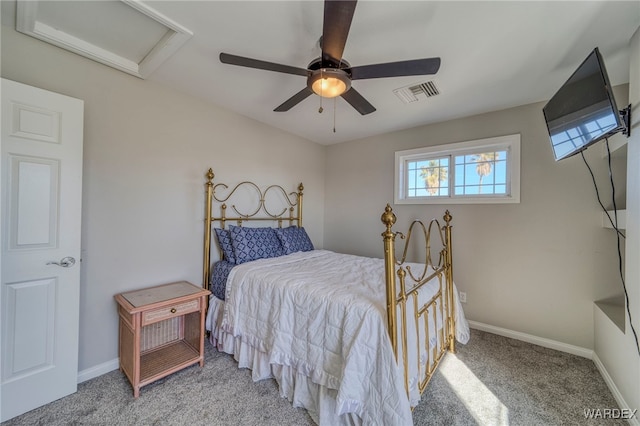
202;168;304;289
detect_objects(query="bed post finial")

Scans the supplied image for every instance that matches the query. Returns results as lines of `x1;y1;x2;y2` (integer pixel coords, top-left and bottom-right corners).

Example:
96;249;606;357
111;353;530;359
443;209;452;225
206;168;214;183
381;204;396;229
297;183;304;227
381;203;398;360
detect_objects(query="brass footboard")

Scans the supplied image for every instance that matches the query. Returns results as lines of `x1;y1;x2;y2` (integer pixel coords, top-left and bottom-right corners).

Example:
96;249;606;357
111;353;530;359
381;205;455;398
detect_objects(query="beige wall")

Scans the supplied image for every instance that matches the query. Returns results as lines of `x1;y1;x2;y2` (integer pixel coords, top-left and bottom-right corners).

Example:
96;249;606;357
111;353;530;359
595;26;640;417
623;24;640;416
1;18;635;386
325;88;628;350
1;26;326;371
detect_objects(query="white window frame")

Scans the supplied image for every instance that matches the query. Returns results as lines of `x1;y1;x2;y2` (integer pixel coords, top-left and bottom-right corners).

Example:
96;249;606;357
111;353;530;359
395;134;521;204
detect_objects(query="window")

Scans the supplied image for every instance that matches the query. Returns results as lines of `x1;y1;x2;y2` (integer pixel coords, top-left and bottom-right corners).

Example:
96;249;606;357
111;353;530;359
395;134;520;204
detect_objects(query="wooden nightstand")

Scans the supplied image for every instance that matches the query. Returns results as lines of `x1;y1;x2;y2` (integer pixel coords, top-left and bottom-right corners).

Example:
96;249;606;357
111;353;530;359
115;281;211;397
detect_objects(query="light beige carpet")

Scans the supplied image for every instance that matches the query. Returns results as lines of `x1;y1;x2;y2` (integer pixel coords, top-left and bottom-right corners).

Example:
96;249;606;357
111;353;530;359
2;329;626;425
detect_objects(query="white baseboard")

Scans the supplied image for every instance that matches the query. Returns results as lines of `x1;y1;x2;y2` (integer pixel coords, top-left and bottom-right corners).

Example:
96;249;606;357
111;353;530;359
468;320;593;359
77;358;119;384
592;353;640;426
79;328;638;424
469;321;640;425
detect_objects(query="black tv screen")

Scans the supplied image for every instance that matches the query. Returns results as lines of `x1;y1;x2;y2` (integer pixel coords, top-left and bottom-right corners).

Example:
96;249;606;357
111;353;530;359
543;48;624;161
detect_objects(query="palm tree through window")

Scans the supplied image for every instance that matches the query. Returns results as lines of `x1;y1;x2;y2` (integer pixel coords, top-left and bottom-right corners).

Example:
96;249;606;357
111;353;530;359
395;134;520;204
455;151;507;195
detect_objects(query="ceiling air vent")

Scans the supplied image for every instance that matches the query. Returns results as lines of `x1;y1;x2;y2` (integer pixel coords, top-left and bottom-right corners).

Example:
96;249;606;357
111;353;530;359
393;81;440;104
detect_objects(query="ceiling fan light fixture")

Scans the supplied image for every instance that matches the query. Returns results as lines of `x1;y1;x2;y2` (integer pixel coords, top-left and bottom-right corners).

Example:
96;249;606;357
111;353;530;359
308;68;351;98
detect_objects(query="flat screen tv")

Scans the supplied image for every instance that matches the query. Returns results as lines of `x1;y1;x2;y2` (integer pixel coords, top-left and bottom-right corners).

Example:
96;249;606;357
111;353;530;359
543;47;626;161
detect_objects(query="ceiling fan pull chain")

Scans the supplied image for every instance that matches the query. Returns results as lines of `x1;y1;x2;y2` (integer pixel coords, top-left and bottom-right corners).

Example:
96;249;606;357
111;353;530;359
335;59;343;127
333;97;337;133
318;69;324;113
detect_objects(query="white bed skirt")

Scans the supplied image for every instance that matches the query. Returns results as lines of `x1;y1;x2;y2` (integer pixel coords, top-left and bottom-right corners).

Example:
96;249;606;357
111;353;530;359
206;297;363;426
204;251;470;425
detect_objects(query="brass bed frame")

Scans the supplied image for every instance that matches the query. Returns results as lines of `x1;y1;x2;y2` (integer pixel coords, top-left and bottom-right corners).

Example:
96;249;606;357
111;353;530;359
202;168;456;402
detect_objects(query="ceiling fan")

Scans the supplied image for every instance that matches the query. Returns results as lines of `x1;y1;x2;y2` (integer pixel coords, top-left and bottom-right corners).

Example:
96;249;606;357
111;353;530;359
219;0;441;115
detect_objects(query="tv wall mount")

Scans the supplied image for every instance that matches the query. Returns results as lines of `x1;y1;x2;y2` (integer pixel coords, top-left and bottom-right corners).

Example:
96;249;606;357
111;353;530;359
620;104;631;137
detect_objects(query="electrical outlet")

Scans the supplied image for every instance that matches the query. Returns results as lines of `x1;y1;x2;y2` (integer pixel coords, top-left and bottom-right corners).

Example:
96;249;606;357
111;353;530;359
459;291;467;303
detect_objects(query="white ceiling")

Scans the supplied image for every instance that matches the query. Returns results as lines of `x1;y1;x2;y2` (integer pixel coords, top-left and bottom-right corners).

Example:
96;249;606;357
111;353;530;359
3;1;640;145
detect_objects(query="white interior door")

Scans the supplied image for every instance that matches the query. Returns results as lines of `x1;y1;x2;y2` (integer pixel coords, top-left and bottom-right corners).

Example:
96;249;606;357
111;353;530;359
1;78;84;421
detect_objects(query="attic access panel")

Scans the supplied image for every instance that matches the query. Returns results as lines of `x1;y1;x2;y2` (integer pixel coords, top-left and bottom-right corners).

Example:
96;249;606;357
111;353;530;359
16;0;192;79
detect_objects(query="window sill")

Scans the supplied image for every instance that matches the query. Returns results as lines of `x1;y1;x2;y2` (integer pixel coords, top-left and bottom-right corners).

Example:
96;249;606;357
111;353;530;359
395;195;520;205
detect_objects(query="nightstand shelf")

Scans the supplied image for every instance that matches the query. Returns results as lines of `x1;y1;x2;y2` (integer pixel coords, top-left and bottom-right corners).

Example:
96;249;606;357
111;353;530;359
140;340;200;384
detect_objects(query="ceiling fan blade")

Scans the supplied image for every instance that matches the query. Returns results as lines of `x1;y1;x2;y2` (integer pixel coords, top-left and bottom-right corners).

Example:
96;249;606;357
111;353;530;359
341;87;376;115
220;53;309;77
322;0;357;64
349;58;441;80
274;87;314;112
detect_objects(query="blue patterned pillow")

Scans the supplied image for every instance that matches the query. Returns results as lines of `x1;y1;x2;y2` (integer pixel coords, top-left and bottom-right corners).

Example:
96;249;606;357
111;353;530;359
214;228;236;264
210;260;235;301
275;226;314;255
229;226;284;264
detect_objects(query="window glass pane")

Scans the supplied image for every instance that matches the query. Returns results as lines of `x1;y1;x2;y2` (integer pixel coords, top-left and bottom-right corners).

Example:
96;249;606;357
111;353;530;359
455;164;464;186
408;169;416;183
464;163;477;181
465;185;479;195
494;159;507;184
405;156;449;198
454;150;508;196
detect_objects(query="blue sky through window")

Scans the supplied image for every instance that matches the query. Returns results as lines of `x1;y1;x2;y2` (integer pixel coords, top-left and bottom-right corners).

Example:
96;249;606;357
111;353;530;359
454;151;507;195
407;151;507;197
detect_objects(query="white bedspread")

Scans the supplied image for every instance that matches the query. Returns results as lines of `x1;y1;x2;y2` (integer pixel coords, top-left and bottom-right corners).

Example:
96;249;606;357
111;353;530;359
207;250;469;425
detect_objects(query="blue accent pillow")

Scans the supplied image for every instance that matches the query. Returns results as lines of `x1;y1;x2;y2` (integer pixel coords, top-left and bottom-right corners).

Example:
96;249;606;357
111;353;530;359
229;226;284;264
275;226;314;255
214;228;236;264
210;260;235;301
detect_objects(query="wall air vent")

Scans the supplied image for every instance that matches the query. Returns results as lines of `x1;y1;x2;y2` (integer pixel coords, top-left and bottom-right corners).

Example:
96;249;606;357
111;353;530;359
393;81;440;104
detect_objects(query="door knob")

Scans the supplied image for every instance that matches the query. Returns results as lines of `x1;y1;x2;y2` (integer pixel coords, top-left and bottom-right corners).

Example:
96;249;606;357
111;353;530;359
46;256;76;267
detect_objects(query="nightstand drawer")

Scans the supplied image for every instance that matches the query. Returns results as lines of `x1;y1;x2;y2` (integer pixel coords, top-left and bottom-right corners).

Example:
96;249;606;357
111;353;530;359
141;299;199;326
